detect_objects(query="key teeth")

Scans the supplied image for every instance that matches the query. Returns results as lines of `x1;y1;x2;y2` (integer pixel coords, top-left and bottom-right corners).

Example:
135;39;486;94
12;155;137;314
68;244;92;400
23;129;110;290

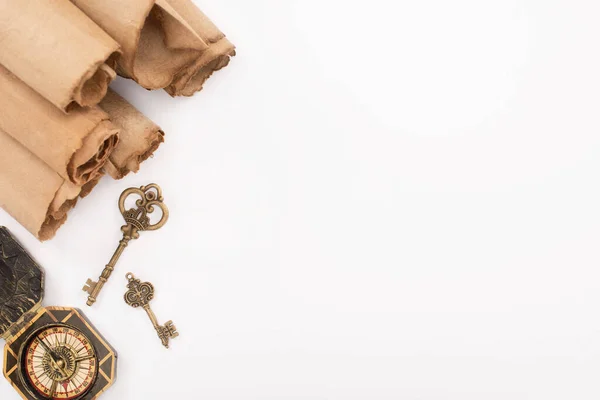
82;279;96;294
165;321;178;338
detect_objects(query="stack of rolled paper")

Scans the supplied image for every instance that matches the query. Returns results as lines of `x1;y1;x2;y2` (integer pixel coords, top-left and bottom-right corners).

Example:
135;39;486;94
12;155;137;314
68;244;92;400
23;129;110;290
0;0;235;241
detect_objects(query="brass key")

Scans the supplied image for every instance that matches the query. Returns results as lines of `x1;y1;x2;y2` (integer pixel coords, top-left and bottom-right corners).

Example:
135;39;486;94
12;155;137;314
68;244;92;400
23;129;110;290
124;273;179;348
83;184;169;306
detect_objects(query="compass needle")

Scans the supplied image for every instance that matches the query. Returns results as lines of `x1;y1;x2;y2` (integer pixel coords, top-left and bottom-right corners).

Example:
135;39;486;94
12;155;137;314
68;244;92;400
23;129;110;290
21;326;100;399
75;354;94;362
36;337;52;354
49;380;58;398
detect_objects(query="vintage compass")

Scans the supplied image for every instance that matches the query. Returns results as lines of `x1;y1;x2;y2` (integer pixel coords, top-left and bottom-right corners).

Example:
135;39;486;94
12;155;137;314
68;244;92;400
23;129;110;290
0;227;117;399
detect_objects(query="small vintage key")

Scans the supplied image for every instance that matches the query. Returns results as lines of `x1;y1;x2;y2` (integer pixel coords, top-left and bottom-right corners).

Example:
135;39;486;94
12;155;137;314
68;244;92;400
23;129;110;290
124;273;179;348
83;183;169;306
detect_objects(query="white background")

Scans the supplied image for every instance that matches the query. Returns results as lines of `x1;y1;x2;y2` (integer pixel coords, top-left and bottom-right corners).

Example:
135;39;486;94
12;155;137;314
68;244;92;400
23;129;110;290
2;0;600;398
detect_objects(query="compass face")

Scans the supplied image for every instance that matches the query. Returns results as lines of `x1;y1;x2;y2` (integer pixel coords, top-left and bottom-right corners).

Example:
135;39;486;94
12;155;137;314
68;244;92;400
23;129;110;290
4;307;117;400
23;325;98;399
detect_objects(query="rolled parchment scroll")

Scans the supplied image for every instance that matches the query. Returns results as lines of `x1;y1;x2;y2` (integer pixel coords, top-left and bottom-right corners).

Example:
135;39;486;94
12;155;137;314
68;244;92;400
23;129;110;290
163;0;236;96
72;0;235;96
0;0;120;112
0;130;100;241
0;66;119;186
0;84;163;239
100;90;165;179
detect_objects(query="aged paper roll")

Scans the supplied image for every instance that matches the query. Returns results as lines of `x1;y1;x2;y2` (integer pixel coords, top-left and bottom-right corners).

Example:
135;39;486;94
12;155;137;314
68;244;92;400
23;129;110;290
163;0;235;96
0;0;120;112
0;66;119;186
0;130;100;241
100;90;165;179
72;0;235;96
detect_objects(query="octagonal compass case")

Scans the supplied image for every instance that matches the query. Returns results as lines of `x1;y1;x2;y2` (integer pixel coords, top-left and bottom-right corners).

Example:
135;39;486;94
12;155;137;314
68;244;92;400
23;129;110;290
0;227;117;399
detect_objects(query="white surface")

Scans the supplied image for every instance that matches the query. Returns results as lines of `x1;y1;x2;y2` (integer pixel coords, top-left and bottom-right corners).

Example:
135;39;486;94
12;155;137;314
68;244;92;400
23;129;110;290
2;1;600;399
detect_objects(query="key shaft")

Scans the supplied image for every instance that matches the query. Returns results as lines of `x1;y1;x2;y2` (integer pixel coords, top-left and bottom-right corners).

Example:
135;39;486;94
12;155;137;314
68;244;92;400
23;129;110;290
85;235;132;306
144;304;160;329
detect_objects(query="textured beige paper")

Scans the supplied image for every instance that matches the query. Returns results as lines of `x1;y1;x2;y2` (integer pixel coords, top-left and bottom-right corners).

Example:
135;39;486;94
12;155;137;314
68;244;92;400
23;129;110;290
163;0;235;96
100;90;165;179
0;130;100;241
0;66;119;185
72;0;235;96
0;0;120;112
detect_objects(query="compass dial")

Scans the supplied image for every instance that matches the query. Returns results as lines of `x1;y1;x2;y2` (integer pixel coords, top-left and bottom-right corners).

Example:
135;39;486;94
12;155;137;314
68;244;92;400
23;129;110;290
23;325;98;399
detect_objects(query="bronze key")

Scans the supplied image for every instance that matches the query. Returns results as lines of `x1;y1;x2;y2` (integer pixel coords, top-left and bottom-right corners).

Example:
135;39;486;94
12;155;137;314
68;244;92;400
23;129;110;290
124;273;179;348
83;184;169;306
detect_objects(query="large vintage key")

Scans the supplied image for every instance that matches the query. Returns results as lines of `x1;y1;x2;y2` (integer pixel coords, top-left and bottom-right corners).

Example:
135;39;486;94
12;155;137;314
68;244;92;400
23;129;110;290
124;273;179;348
83;184;169;306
